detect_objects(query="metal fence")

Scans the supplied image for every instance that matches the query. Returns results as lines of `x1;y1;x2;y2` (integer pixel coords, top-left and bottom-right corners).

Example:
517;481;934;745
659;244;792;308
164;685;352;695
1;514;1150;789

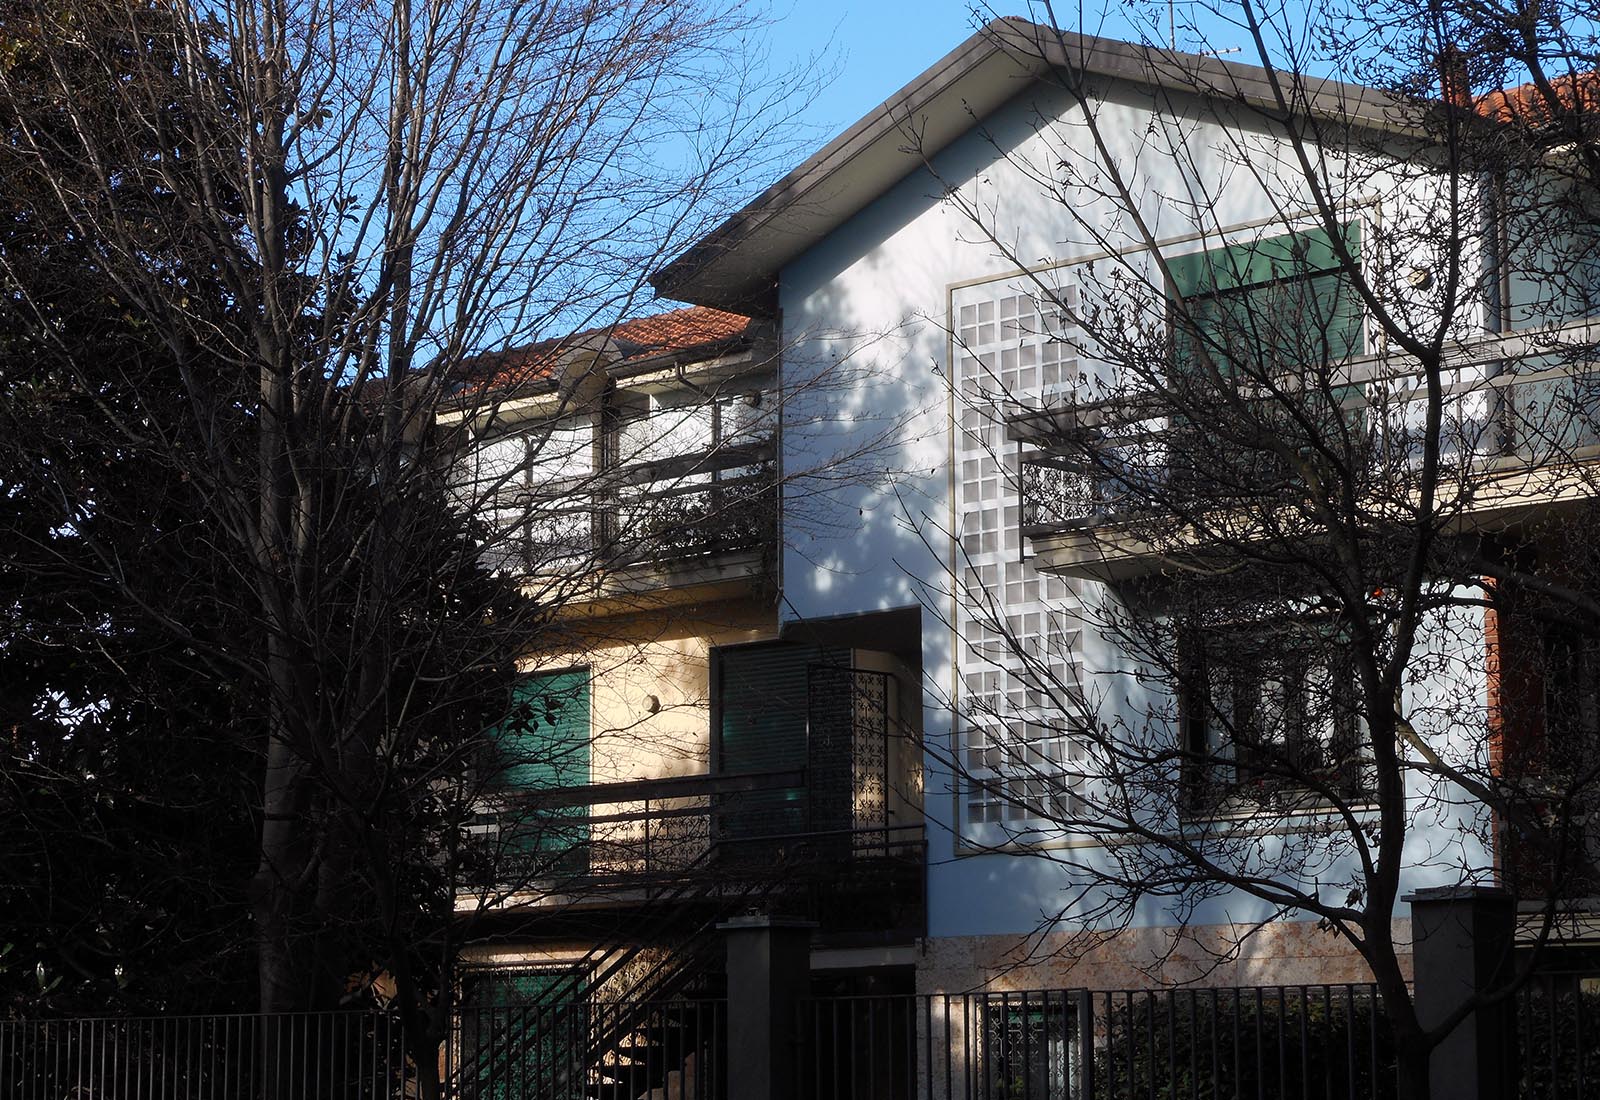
797;985;1396;1100
1514;970;1600;1099
0;999;724;1100
11;976;1600;1100
0;1013;408;1100
1084;985;1395;1100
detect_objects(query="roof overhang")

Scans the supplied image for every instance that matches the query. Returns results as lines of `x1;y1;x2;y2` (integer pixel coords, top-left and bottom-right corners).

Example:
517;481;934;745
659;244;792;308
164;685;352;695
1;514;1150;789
651;18;1409;311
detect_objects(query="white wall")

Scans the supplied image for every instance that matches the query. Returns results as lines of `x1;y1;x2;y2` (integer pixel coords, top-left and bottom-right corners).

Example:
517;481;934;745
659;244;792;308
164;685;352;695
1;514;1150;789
776;75;1495;941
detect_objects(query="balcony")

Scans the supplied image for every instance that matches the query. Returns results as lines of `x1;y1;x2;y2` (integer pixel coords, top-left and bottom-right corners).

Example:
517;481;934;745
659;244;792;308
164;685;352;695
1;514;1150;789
463;768;925;940
1013;318;1600;580
476;437;777;607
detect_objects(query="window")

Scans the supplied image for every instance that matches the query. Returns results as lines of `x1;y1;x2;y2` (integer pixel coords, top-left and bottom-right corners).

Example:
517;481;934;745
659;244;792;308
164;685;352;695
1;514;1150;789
1167;227;1366;494
1168;225;1364;376
1539;621;1600;887
715;643;906;848
462;417;595;573
1544;622;1600;749
964;714;1088;826
484;670;591;876
1182;616;1372;813
952;276;1095;836
1501;175;1600;331
610;378;774;561
961;610;1090;830
715;642;830;841
461;374;775;575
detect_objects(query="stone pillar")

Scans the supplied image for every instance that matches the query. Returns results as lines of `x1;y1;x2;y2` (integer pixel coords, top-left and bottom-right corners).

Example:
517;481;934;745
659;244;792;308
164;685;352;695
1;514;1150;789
720;915;816;1100
1405;885;1518;1100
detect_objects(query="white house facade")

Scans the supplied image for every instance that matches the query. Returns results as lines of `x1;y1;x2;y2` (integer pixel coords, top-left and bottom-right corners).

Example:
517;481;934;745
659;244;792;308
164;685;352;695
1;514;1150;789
654;19;1600;994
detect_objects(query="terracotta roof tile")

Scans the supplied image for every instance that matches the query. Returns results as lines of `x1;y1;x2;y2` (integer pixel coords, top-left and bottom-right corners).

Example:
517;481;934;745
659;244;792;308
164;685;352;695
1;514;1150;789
456;305;755;396
609;306;753;361
1476;72;1600;127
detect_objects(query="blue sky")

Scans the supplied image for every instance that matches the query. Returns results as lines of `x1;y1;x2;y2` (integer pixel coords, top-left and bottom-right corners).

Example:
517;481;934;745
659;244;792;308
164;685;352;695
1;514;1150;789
767;2;1238;142
768;2;990;138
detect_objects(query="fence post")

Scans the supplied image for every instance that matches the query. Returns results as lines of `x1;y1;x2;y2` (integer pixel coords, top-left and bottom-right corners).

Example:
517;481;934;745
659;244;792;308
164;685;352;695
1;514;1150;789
1074;989;1096;1100
720;915;816;1100
1406;884;1518;1100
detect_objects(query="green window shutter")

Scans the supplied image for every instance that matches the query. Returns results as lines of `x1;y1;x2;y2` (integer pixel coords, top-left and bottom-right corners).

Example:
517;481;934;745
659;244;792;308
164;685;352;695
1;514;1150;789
495;670;591;791
489;670;590;873
716;642;847;837
718;643;816;775
1170;225;1364;375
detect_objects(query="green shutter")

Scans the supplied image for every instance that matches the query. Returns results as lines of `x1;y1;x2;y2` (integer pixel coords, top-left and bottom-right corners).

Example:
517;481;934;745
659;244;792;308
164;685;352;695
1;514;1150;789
489;670;590;873
716;642;846;838
495;670;591;791
1169;225;1364;375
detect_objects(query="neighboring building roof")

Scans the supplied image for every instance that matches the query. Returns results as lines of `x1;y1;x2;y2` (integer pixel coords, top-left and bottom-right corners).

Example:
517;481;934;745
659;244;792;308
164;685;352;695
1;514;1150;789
455;305;756;396
1476;72;1600;127
651;18;1402;312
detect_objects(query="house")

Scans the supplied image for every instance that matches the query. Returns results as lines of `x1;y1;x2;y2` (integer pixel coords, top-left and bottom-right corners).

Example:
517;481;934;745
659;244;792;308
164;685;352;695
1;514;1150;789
443;303;928;1046
649;16;1600;1005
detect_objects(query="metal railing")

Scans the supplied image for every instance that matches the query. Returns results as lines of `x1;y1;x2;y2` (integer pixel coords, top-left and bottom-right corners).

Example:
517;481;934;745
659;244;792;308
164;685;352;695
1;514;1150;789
1084;985;1395;1100
1514;969;1600;1098
19;976;1600;1100
470;769;924;883
0;1000;727;1100
497;442;776;575
1013;318;1600;533
0;1012;410;1100
797;984;1396;1100
468;769;804;889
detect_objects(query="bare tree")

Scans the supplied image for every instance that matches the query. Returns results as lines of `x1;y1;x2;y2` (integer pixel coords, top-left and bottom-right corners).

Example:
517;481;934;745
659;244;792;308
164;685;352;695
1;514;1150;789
910;9;1600;1095
0;0;813;1085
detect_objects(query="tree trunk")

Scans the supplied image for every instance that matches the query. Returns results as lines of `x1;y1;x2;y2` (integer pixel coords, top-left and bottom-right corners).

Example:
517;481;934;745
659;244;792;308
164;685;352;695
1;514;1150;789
1396;1041;1432;1100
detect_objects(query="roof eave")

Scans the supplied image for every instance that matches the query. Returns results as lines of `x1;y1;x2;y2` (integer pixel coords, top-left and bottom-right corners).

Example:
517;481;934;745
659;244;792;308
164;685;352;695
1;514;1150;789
651;18;1410;310
651;17;1052;309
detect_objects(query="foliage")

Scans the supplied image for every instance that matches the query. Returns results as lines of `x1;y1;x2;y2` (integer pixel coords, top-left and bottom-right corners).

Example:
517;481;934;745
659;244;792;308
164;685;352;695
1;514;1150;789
1091;987;1397;1100
0;9;803;1095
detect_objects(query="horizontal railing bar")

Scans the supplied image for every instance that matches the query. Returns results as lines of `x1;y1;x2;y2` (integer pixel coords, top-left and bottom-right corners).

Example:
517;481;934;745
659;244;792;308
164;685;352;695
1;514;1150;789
1006;315;1600;433
487;767;808;810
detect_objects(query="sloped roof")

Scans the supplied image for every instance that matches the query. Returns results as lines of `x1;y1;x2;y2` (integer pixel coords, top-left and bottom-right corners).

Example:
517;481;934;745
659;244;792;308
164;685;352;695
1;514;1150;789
456;306;756;395
1476;72;1600;127
651;18;1401;311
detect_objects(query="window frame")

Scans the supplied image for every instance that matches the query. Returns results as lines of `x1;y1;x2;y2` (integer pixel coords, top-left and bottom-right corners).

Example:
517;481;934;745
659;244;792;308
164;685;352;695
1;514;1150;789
1166;223;1366;380
1179;612;1376;819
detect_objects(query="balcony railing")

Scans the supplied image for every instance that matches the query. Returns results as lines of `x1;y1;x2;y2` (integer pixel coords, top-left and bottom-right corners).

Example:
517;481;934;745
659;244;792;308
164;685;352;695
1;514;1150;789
1013;319;1600;537
488;439;776;578
467;769;924;895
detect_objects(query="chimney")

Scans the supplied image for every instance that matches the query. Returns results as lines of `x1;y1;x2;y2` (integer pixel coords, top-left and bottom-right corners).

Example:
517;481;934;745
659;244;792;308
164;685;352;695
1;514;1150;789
1439;44;1472;110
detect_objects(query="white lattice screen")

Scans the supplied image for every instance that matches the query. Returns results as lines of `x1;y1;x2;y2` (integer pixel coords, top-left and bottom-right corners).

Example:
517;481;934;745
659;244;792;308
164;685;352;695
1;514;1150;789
951;275;1094;832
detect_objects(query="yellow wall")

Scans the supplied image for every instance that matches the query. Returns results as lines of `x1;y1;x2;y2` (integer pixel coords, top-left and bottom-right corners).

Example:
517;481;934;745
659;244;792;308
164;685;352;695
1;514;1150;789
520;596;776;785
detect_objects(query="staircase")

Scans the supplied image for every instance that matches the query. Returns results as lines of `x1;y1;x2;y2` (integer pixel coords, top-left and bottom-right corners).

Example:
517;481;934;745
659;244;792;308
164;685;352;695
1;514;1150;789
450;828;792;1100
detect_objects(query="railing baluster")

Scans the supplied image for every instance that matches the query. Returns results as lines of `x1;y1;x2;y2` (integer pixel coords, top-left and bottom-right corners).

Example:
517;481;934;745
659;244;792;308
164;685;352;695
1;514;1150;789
866;996;877;1100
1298;986;1309;1100
1549;972;1559;1091
1165;989;1175;1100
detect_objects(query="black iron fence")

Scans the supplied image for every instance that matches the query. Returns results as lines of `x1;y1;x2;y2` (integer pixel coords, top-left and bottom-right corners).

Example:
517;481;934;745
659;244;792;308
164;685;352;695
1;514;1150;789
1514;969;1600;1099
1084;985;1395;1100
9;975;1600;1100
0;1000;723;1100
0;1013;409;1100
796;985;1396;1100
